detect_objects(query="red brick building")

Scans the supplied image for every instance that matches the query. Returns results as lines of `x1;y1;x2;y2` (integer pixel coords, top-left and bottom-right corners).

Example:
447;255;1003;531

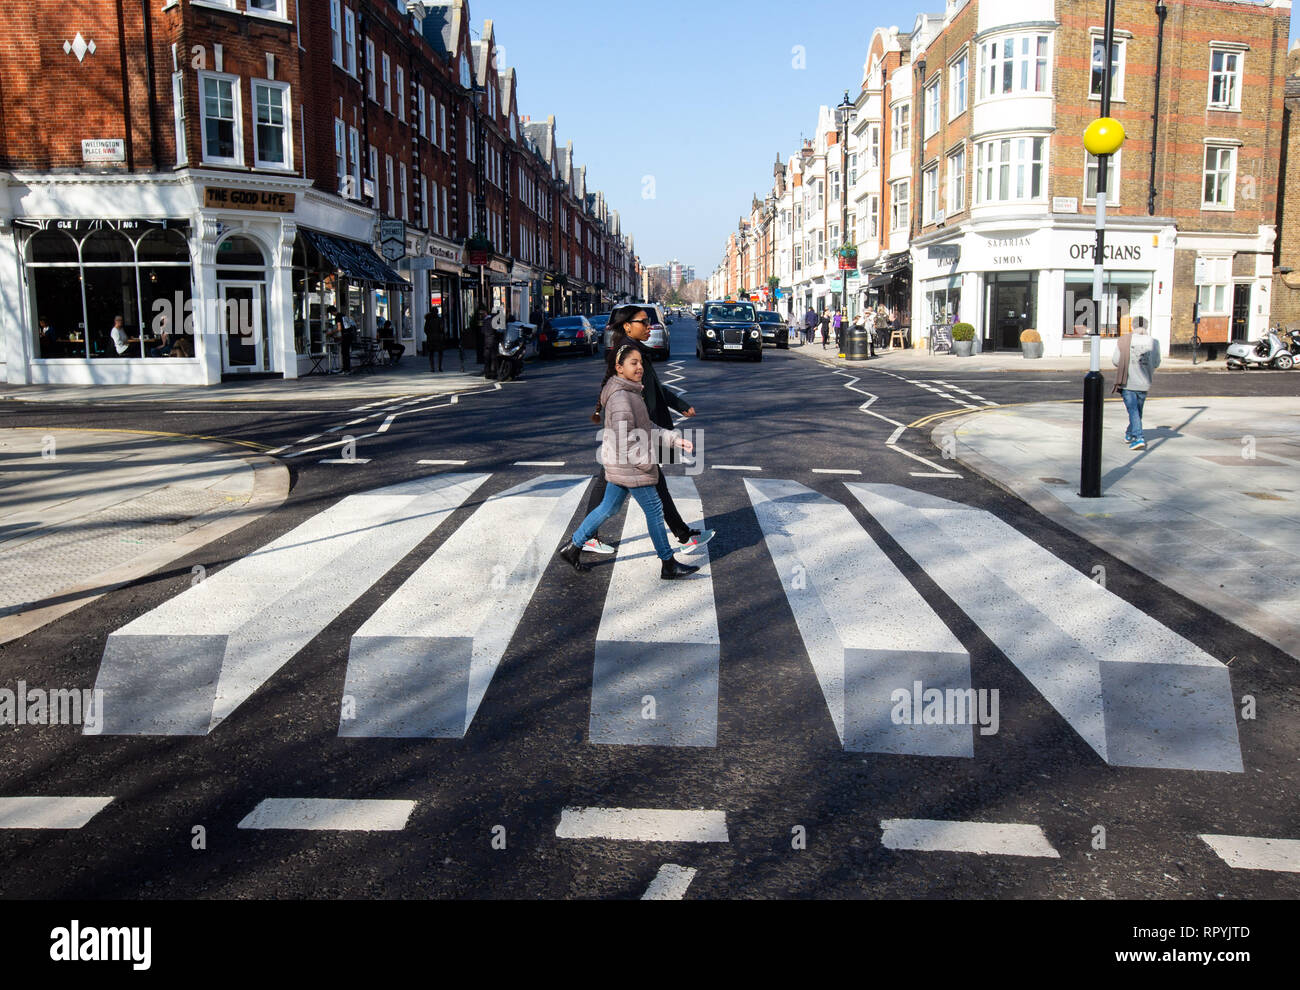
0;0;639;385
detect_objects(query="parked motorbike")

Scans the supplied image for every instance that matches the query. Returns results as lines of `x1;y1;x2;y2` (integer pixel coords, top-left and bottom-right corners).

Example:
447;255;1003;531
1226;328;1295;370
495;322;535;381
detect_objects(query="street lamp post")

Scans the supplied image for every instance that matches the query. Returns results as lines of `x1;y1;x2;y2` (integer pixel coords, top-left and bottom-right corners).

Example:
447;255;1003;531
836;91;853;337
1080;0;1125;497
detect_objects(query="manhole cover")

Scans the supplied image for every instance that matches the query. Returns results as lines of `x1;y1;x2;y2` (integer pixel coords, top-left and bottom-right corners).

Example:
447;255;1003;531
1039;477;1069;485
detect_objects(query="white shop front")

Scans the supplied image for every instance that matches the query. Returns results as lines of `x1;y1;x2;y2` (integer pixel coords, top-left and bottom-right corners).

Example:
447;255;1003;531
912;221;1176;356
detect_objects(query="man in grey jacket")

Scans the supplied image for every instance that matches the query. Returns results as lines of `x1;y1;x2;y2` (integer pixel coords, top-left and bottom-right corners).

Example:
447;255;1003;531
1111;316;1161;451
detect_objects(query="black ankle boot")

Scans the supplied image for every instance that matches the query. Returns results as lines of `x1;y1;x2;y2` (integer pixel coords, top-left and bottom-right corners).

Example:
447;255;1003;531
660;557;699;580
559;542;589;572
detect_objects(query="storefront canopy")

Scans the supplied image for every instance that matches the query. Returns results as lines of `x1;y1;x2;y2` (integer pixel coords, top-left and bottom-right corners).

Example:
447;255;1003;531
300;229;411;288
868;273;893;288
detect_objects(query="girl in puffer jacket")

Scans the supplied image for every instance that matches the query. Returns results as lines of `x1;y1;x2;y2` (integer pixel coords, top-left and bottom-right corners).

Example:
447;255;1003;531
560;344;701;580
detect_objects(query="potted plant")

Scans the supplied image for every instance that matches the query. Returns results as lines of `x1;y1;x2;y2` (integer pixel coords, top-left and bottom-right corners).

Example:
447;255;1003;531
952;322;975;356
1020;328;1043;359
464;232;493;266
836;243;858;270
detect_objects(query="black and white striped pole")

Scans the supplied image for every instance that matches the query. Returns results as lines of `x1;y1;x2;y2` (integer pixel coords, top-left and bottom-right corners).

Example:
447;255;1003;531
1080;0;1126;498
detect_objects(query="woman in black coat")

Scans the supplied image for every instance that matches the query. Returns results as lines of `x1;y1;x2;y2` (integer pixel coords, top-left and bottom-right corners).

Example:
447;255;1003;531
580;305;715;556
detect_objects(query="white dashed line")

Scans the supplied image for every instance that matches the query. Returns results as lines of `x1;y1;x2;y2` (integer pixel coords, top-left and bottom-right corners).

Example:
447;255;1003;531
712;465;761;471
556;807;729;843
418;459;469;465
880;818;1060;858
376;414;397;433
319;458;372;465
1200;834;1300;873
0;796;115;829
811;468;862;475
237;798;415;831
513;460;565;467
641;864;698;900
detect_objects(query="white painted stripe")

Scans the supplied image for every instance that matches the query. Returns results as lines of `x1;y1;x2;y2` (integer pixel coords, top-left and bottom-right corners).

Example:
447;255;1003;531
450;395;459;404
712;464;761;471
881;818;1060;858
887;426;906;445
1200;834;1300;873
848;484;1242;772
0;796;114;829
910;471;962;478
237;798;415;831
513;460;565;466
340;474;590;737
590;476;719;747
319;458;372;464
164;410;338;414
92;473;489;735
376;414;397;433
351;396;408;411
298;435;322;444
284;432;380;458
812;468;862;475
746;479;971;757
418;459;468;465
556;807;729;843
642;864;698;899
345;418;369;426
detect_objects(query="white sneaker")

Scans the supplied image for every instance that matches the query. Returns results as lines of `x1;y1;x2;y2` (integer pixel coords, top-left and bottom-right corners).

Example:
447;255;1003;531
679;529;716;554
582;538;616;555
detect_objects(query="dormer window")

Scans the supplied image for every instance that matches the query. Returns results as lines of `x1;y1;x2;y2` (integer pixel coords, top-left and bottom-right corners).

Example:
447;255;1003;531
459;54;471;88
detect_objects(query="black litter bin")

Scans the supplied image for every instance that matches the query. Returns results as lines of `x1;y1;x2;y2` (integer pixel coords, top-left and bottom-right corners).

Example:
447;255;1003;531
845;324;870;360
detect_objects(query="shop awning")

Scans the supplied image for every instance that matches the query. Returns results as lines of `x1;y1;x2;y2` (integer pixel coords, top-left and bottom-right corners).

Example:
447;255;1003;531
868;273;894;288
300;229;411;288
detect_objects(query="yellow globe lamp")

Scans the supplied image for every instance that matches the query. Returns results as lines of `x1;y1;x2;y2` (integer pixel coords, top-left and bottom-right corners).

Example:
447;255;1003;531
1083;117;1126;157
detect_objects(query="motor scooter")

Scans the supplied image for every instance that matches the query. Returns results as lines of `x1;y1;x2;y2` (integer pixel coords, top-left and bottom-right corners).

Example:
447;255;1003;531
495;322;535;381
1226;328;1295;370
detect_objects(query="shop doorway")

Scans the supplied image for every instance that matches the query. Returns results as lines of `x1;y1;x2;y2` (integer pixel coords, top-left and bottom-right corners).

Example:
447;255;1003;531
220;282;266;372
983;271;1038;351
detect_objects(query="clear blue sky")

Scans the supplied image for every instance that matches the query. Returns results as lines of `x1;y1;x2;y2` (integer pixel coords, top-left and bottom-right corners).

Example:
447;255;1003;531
473;0;1300;278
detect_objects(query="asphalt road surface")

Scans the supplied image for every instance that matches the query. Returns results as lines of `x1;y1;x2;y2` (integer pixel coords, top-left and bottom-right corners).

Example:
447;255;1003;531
1;315;1297;900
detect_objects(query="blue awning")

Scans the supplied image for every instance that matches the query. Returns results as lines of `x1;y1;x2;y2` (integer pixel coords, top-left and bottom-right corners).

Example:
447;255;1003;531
300;228;411;288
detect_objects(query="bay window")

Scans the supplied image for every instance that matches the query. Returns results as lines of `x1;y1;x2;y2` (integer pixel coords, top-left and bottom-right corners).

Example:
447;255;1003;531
978;34;1051;100
974;135;1046;204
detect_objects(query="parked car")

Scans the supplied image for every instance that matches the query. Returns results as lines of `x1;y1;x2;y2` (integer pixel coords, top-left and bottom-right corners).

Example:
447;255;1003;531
589;313;610;347
538;315;599;358
697;300;762;362
757;310;789;349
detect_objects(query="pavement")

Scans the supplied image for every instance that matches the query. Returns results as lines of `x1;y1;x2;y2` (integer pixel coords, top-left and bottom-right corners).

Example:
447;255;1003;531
0;358;490;403
783;335;1215;372
930;396;1300;660
0;428;287;645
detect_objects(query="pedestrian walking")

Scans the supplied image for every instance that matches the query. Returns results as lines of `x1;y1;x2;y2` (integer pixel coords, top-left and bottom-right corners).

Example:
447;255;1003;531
819;311;830;349
1111;316;1161;451
803;306;817;346
425;305;445;372
586;305;715;555
481;305;503;379
561;343;701;580
787;310;801;346
833;310;844;352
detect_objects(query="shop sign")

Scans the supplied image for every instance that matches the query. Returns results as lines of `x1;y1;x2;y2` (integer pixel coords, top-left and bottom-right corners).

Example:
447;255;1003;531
542;285;555;297
1066;240;1143;263
985;235;1033;267
81;139;124;163
927;244;960;266
379;220;405;261
203;187;296;212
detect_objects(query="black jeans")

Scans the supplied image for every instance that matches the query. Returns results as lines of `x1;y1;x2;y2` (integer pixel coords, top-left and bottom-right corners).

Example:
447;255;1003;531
428;344;443;371
585;470;689;541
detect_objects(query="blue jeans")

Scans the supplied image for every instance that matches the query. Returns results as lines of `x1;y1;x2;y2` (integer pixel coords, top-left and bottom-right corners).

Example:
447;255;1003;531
572;480;673;560
1122;389;1146;444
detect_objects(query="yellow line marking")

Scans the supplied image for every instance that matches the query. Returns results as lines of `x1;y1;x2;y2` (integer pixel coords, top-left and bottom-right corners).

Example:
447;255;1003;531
9;426;273;452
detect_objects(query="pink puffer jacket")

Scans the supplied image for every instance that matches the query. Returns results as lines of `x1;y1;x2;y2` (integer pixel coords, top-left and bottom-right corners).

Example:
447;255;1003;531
598;375;678;488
